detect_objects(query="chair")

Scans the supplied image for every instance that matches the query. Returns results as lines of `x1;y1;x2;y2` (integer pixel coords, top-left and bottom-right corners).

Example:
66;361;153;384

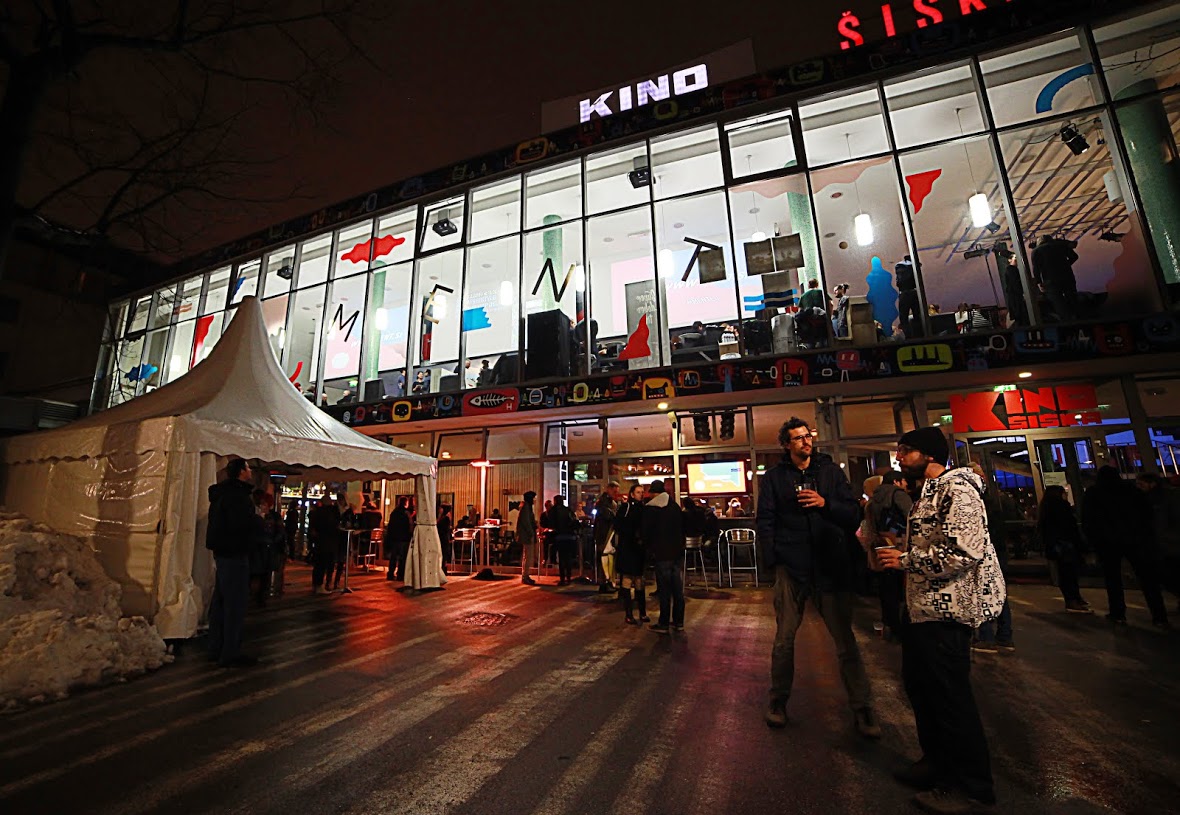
358;528;381;571
451;528;478;573
723;528;758;587
683;536;709;588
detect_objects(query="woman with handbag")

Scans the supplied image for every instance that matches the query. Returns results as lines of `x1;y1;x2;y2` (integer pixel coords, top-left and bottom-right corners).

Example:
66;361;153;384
613;484;649;625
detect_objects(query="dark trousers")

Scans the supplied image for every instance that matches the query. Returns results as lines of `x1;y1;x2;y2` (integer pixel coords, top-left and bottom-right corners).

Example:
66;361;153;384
653;560;685;627
1044;276;1079;321
1055;556;1085;604
899;289;923;338
879;569;905;634
208;554;251;665
1101;544;1168;623
770;567;872;709
556;534;576;582
312;547;335;589
902;621;994;803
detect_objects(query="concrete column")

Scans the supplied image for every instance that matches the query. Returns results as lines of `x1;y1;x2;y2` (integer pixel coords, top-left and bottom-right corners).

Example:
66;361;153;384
1121;374;1159;474
362;267;386;384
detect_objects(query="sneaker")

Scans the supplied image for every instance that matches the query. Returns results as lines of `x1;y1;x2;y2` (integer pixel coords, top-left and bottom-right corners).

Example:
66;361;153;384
313;586;329;595
854;707;882;739
598;583;614;594
765;702;788;728
1106;614;1128;625
650;623;670;634
672;624;685;632
521;577;536;585
912;788;994;814
639;615;651;623
971;640;999;654
1065;601;1092;613
625;616;639;626
893;759;939;791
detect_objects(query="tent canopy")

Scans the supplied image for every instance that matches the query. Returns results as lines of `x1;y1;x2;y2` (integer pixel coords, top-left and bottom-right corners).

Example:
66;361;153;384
4;296;435;480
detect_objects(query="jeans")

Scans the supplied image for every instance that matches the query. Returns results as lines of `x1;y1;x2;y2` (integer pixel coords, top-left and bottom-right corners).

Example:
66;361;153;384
902;621;994;803
653;560;685;627
975;602;1013;644
769;566;872;710
208;554;250;665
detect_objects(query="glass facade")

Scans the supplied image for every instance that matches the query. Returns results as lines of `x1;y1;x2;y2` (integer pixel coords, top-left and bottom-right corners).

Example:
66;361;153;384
96;7;1179;409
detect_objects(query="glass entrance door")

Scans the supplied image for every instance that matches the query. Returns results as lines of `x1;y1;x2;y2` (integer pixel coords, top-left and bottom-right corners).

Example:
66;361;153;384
1033;436;1097;509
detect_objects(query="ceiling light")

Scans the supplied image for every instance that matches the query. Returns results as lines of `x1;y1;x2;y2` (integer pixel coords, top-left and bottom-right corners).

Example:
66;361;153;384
1018;371;1032;379
574;264;586;292
750;231;767;242
854;213;873;246
658;248;674;277
374;307;388;331
499;280;514;306
969;193;991;229
1061;124;1089;156
432;292;447;320
432;212;458;237
656;401;669;411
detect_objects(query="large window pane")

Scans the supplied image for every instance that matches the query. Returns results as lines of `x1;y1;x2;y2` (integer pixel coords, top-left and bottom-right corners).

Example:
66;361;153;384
899;137;1027;333
322;275;368;405
285;286;326;401
127;295;151;332
725;110;798;179
487;426;541;460
260;295;289;362
980;33;1100;129
800;88;890;167
163;320;196;385
463;236;520;386
362;261;413;400
609;415;673;452
109;333;145;406
421;196;466;253
811;156;910;340
650;125;724;200
655;191;740;358
230;259;260;305
263;245;295;297
1115;92;1180;296
296;234;332;288
586;142;651;215
523;221;584;379
176;276;202;321
525;160;582;229
140;329;168;393
999;113;1162;320
884;63;985;149
374;208;417;266
334;221;375;278
587;207;659;370
469;177;521;243
192;313;224;367
148;285;177;330
1095;5;1180;99
730;176;827;349
202;267;231;315
411;249;464;392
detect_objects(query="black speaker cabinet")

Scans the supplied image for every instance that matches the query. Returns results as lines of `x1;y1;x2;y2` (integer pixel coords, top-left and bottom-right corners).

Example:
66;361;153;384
525;309;571;379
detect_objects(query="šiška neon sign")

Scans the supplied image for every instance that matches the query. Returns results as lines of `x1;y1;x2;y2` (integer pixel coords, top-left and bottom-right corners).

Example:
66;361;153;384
838;0;1018;50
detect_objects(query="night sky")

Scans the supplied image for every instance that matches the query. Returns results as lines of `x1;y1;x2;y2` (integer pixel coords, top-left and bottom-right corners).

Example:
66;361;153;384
12;0;840;264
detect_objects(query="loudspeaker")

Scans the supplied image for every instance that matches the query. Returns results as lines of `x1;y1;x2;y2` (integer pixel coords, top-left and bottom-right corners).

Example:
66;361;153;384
744;320;773;355
525;309;571;379
491;353;519;385
363;379;385;401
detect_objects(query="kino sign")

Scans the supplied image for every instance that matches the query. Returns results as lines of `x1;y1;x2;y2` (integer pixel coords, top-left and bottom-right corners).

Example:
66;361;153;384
580;64;710;123
949;385;1101;432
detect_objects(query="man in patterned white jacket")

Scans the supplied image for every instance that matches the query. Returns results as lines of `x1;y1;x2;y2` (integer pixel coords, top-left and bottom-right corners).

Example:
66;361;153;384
877;426;1005;815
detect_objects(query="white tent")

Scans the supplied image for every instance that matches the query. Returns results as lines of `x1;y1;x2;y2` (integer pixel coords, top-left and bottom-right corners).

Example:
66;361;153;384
0;296;445;638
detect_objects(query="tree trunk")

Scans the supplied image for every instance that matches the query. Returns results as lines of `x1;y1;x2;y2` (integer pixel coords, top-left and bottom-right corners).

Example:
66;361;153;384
0;60;52;280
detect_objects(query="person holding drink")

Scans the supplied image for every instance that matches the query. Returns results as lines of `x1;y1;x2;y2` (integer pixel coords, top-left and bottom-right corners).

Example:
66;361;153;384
756;417;881;739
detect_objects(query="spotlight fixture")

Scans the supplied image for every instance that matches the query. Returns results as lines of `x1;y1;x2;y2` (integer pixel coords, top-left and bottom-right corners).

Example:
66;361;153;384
692;414;711;443
1060;124;1089;156
275;258;294;280
984;221;1001;234
1099;230;1124;243
432;212;458;237
963;245;991;260
627;167;652;188
719;410;736;441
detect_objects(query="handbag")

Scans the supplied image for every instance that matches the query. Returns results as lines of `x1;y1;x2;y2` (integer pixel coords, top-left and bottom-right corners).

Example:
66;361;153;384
602;528;617;555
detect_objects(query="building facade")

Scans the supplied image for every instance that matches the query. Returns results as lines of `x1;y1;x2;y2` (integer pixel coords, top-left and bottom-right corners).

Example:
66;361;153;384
93;0;1180;524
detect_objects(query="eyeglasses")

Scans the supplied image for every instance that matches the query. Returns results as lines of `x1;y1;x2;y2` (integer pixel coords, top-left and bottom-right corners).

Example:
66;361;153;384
788;432;813;443
896;444;916;456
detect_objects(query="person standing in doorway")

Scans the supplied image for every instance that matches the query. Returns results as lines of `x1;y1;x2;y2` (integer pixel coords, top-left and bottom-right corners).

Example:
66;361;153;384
614;484;649;625
756;418;879;738
206;459;259;667
895;255;923;339
518;492;539;585
878;427;1005;813
1037;485;1091;613
643;480;684;633
385;498;413;582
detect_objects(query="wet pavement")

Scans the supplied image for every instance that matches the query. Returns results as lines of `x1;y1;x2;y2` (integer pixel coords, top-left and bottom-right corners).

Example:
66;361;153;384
1;564;1178;815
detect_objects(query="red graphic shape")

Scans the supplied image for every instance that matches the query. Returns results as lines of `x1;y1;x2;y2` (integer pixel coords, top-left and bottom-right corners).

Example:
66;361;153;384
905;169;943;214
341;234;405;265
288;361;303;385
778;359;809;387
190;314;214;369
462;389;519;416
950;392;1005;433
837;350;861;370
618;314;651;361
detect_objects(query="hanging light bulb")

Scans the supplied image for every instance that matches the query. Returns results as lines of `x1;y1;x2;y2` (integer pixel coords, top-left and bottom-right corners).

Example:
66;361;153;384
374;307;388;331
658;248;674;277
968;193;991;229
574;264;586;292
750;230;767;242
433;292;447;320
499;280;513;305
854;213;874;246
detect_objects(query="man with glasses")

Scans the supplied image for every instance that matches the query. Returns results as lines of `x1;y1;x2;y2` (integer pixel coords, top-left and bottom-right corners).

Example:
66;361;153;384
877;427;1005;814
757;417;880;738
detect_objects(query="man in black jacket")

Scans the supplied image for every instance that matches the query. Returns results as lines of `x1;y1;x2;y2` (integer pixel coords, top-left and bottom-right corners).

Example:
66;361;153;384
593;481;621;593
642;480;685;633
895;255;923;339
206;458;259;667
756;418;879;738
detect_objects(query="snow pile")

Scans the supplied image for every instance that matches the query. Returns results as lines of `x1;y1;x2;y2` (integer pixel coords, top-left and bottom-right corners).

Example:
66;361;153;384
0;510;171;710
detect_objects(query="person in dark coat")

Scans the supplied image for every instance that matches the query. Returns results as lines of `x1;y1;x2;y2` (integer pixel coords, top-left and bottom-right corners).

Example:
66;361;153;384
593;481;622;593
642;480;685;633
994;242;1028;326
542;495;580;586
613;484;649;624
206;459;259;667
437;504;454;576
308;497;342;594
1031;235;1080;321
1038;485;1091;612
895;255;923;338
756;417;879;738
518;494;538;585
385;498;413;582
1083;466;1168;626
862;471;912;640
284;504;301;560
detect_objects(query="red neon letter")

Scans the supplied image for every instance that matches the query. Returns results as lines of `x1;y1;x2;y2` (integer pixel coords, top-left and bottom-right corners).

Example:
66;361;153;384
950;392;1005;432
913;0;944;28
838;11;865;49
882;4;897;36
1020;387;1060;415
959;0;987;13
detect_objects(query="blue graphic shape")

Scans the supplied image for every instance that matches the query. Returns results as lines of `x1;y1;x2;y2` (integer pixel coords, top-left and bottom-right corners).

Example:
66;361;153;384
1035;64;1095;114
743;294;764;313
231;276;246;298
762;289;798;308
125;363;159;382
461;307;491;331
865;256;898;332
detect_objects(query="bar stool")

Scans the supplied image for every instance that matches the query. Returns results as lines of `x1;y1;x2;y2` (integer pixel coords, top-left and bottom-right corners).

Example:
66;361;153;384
359;529;381;571
723;528;758;587
683;536;709;588
451;528;478;573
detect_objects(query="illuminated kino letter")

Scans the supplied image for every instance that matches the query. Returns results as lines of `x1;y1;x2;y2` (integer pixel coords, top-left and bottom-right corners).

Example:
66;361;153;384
578;63;709;123
636;76;670;106
673;64;708;94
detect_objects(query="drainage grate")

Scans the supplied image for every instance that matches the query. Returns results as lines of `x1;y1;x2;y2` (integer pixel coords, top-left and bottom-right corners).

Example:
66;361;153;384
458;611;517;628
